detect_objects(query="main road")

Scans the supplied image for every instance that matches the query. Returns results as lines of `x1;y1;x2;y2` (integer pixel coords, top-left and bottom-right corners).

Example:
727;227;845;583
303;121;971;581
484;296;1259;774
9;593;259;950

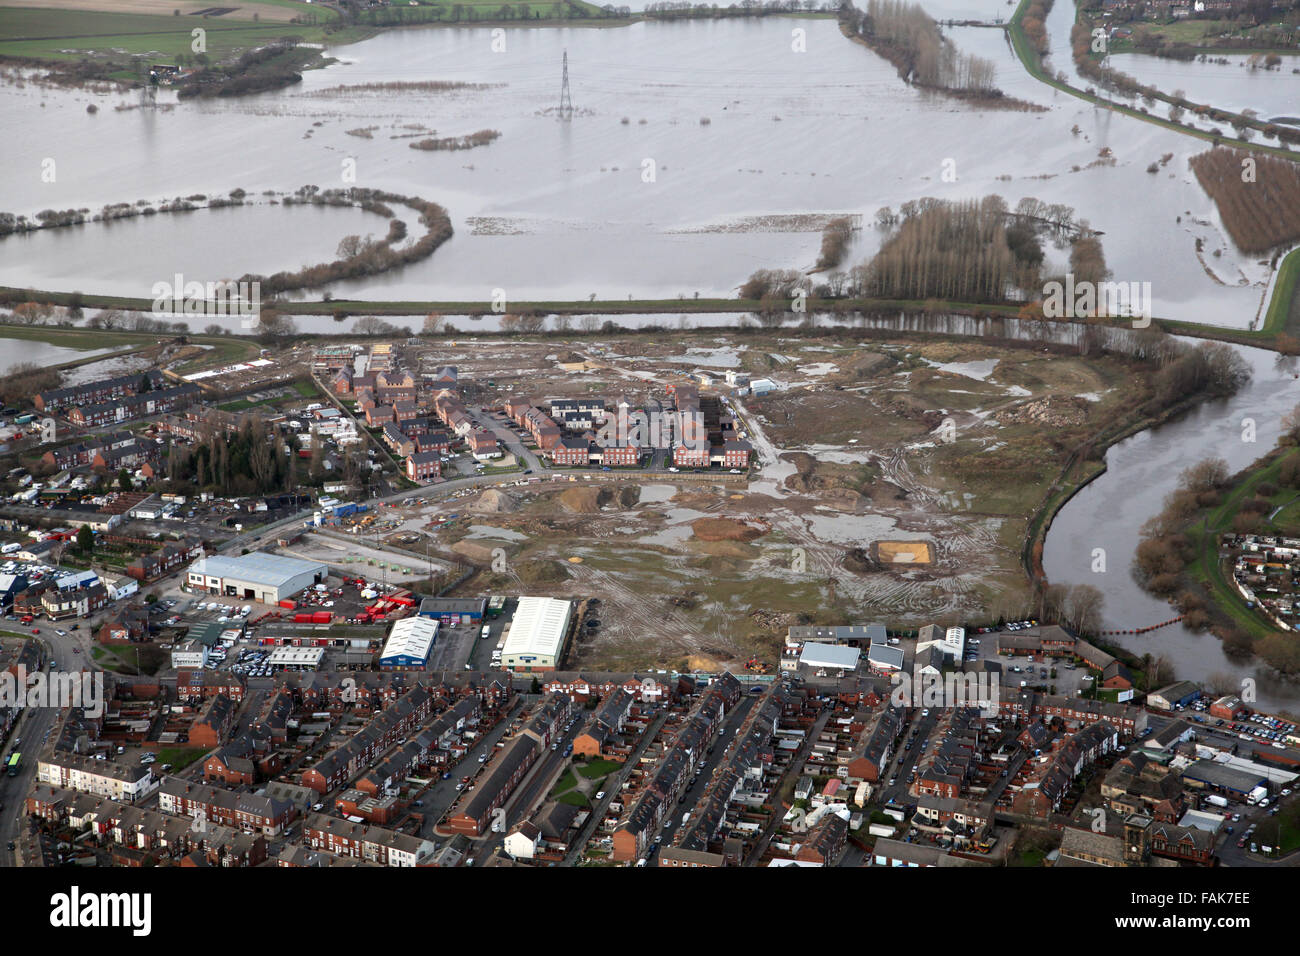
0;634;77;867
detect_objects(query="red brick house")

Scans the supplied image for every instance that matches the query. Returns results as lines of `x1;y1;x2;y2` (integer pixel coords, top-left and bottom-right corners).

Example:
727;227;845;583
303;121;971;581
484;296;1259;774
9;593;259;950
189;693;236;748
551;437;591;466
794;814;847;865
468;430;500;458
720;440;752;469
406;451;441;483
674;443;710;467
598;444;641;467
366;405;396;427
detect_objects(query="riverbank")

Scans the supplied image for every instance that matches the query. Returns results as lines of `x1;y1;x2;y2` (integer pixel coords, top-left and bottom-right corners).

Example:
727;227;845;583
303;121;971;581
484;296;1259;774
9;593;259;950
1024;385;1240;587
5;285;1299;353
0;322;261;372
836;11;1044;112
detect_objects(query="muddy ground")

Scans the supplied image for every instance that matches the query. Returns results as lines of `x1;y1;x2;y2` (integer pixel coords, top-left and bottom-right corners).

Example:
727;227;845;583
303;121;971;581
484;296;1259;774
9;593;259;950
325;331;1146;671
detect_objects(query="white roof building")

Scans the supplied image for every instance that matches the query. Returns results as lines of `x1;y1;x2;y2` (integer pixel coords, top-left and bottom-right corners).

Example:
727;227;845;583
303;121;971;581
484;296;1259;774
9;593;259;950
379;616;439;670
797;643;860;672
917;624;965;659
186;553;327;604
501;597;573;672
171;640;209;670
267;646;325;669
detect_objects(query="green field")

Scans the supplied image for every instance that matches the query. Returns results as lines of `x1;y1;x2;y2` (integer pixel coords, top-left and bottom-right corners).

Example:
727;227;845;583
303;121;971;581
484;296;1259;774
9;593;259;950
575;758;620;780
0;0;611;65
155;747;209;770
0;5;350;63
173;335;261;372
1110;16;1300;54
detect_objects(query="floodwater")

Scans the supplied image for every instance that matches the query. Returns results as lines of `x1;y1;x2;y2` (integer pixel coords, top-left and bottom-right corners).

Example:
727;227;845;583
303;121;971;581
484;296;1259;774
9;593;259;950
1105;51;1300;123
0;14;1280;323
1044;345;1300;709
0;338;117;374
0;203;387;298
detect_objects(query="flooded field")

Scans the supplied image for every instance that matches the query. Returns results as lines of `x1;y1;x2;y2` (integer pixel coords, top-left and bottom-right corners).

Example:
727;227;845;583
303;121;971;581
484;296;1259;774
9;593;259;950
1105;51;1300;122
0;337;117;374
0;201;389;298
0;13;1279;325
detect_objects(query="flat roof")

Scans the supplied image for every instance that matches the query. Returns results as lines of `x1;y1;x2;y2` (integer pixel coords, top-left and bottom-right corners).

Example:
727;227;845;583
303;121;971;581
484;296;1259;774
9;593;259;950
798;643;860;671
380;617;439;663
1184;759;1268;793
267;646;325;666
189;553;326;588
418;597;488;616
867;644;904;670
502;597;572;659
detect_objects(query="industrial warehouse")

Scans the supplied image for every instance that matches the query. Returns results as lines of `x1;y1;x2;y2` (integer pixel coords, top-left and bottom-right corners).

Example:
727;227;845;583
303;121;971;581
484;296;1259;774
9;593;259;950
380;617;441;671
499;596;573;672
185;553;328;605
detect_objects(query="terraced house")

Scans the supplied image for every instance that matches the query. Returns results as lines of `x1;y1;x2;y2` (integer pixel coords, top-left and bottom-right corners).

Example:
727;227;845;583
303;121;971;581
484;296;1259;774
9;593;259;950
446;734;540;836
35;370;164;412
353;697;480;797
612;676;740;862
304;813;436;867
67;384;201;427
572;688;636;759
300;685;437;794
37;753;159;804
157;778;295;836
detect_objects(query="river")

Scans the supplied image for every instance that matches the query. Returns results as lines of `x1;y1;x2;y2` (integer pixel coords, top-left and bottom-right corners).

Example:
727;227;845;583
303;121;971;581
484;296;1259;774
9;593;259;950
1044;344;1300;710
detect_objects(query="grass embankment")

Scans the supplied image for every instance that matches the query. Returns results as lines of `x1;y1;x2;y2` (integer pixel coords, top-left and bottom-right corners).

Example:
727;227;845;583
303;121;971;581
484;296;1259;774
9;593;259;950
0;323;157;350
1005;0;1300;162
0;322;262;373
1182;447;1300;640
1262;247;1300;337
7;280;1300;352
0;322;160;369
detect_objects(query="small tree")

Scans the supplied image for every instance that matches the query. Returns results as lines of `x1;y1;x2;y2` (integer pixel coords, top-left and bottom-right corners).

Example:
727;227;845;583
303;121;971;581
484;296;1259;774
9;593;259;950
118;469;132;492
76;524;94;555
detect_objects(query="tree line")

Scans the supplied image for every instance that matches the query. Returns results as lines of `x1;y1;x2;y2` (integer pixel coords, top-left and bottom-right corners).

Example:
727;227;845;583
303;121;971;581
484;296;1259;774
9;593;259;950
844;0;999;93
